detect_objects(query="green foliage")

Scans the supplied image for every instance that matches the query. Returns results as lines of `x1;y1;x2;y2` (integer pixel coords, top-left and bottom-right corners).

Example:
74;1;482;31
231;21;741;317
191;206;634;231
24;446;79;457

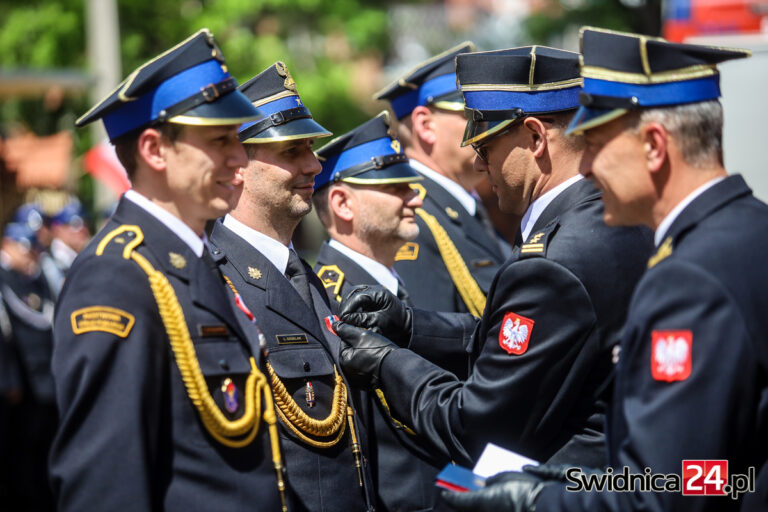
0;0;393;142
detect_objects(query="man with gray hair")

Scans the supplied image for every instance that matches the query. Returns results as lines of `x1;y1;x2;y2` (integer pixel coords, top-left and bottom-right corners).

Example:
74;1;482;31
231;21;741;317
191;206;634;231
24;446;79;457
441;27;767;512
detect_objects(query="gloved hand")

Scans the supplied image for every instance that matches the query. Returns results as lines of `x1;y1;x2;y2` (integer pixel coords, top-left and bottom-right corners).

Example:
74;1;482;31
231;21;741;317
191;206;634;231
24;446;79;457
339;285;412;347
333;320;398;389
441;470;550;512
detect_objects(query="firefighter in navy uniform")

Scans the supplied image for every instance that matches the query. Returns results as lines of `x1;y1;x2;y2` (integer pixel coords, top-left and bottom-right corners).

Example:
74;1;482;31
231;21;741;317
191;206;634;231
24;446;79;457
0;215;57;511
312;112;459;511
206;62;376;511
50;30;289;511
374;43;510;320
335;47;654;470
439;28;766;512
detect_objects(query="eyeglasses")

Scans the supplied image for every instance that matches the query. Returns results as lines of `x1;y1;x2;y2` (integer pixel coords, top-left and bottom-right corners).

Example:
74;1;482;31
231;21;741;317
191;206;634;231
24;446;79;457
471;125;515;164
470;116;555;164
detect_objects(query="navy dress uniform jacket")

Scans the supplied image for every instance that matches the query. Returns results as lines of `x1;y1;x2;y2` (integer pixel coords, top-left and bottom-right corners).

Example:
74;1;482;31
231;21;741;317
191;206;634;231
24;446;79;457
536;175;768;512
50;199;283;511
375;179;653;467
208;220;374;512
394;172;509;314
315;241;450;512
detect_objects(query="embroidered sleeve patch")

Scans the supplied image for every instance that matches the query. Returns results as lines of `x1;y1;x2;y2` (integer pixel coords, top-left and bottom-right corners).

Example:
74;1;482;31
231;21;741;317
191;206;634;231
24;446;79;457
71;306;135;338
651;330;692;382
499;312;534;355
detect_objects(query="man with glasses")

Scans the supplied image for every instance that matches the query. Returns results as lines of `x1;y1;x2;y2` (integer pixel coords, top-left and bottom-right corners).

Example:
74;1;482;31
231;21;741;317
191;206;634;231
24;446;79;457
442;28;764;512
335;46;653;468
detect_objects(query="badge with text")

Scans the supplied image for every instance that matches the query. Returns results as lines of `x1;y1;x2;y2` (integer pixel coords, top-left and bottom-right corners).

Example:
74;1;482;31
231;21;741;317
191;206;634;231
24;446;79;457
499;312;534;355
71;306;135;338
651;330;692;382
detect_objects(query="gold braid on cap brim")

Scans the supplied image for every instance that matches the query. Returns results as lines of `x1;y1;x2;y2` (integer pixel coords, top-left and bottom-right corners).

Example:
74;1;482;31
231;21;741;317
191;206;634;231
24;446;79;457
266;361;350;448
96;225;288;510
416;208;486;317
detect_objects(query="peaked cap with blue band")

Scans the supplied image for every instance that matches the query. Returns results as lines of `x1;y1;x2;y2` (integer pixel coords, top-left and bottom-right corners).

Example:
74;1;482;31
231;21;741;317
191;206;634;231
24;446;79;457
567;27;751;135
238;62;331;144
456;46;582;146
314;111;422;189
374;42;475;120
75;29;262;141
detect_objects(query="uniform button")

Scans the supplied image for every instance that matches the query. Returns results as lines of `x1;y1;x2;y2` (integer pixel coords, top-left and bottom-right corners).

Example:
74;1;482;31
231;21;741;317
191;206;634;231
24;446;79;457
126;231;135;238
212;249;221;255
303;362;311;372
219;359;229;370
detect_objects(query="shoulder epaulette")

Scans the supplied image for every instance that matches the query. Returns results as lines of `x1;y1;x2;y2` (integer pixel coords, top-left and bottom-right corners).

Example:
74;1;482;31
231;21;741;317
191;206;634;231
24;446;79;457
95;225;144;259
317;264;344;302
518;220;559;260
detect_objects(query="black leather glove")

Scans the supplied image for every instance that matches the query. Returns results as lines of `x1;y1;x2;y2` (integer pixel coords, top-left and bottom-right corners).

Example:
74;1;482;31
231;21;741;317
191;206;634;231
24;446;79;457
334;320;398;389
441;471;550;512
339;285;412;347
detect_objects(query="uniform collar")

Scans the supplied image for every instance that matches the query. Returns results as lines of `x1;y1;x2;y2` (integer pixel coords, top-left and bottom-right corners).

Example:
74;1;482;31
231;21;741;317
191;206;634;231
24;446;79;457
222;214;292;274
521;174;583;242
123;189;204;257
409;158;477;216
654;176;725;247
327;239;399;295
50;238;78;269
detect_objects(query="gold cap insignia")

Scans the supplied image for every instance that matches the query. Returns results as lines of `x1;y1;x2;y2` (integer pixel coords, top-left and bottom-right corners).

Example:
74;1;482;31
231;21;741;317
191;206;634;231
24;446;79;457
390;139;401;154
275;61;297;92
445;206;459;220
248;266;262;280
169;252;186;269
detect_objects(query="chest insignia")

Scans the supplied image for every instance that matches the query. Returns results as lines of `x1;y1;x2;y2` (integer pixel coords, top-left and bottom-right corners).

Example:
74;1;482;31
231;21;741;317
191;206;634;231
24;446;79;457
248;266;262;280
168;252;186;269
221;377;239;413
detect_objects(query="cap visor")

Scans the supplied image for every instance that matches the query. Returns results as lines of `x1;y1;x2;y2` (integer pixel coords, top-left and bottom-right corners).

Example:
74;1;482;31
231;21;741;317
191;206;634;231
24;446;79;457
170;89;263;126
461;118;516;147
430;90;465;112
341;162;423;185
566;105;628;135
241;117;332;144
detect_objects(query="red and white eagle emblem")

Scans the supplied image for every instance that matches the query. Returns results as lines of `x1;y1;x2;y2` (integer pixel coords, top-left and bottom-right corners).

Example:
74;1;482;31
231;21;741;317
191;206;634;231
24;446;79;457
499;312;534;355
651;330;692;382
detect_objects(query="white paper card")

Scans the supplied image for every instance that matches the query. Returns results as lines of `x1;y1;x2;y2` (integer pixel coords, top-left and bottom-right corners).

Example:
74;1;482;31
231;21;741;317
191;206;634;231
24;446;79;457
472;443;539;478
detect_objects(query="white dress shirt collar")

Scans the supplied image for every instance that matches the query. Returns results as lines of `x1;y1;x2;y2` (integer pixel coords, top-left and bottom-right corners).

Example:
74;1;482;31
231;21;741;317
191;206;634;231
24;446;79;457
409;159;477;216
50;238;78;269
328;239;399;295
123;190;204;257
654;176;725;247
520;174;583;242
223;214;292;274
